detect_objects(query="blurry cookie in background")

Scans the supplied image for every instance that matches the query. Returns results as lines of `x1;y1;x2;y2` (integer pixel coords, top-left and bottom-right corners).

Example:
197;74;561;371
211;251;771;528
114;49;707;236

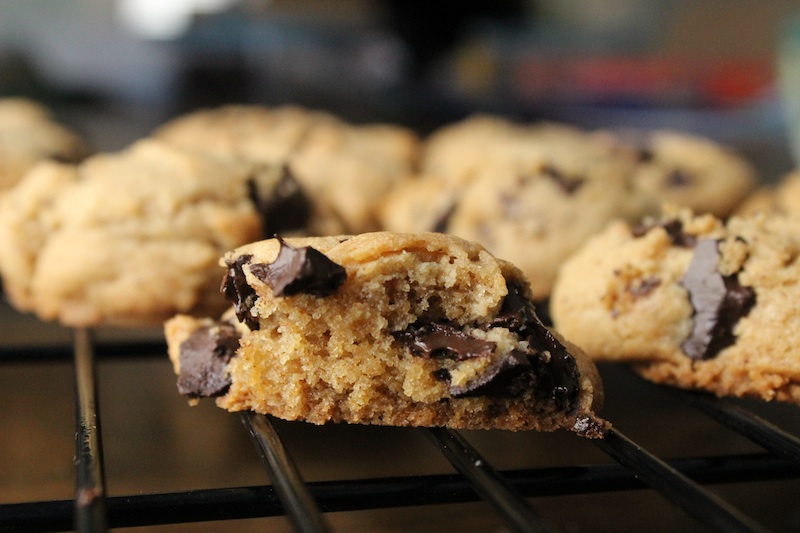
551;207;800;404
625;129;757;218
0;97;89;192
735;170;800;216
380;115;644;301
423;153;639;301
419;114;616;186
0;139;304;327
380;114;758;303
287;118;420;233
153;104;420;234
152;104;327;164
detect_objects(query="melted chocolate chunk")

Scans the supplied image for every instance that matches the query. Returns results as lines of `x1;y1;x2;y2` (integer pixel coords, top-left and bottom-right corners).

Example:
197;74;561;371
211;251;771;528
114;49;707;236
176;322;241;398
396;283;581;410
393;322;496;361
248;166;312;237
542;164;584;195
497;283;580;410
248;238;346;297
680;239;756;360
632;218;697;248
221;254;260;330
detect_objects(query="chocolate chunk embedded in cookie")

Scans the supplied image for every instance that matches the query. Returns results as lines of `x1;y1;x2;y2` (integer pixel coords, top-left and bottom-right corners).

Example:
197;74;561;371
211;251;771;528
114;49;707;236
165;232;608;436
552;207;800;404
0;139;270;326
626;130;756;218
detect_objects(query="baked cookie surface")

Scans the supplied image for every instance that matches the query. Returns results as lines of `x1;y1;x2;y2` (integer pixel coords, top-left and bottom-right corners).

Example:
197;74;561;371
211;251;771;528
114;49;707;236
380;116;643;300
0;97;88;191
627;130;756;218
165;232;607;436
551;208;800;404
0;139;270;326
154;104;419;233
736;170;800;217
382;116;757;302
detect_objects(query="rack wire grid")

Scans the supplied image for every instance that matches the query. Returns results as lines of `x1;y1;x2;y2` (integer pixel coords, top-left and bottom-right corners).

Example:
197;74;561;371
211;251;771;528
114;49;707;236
1;323;800;533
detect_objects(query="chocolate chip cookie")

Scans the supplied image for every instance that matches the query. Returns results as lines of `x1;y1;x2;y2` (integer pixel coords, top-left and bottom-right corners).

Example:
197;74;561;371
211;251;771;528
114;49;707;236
165;232;608;436
420;114;618;186
0;97;88;192
735;170;800;217
0;139;300;326
153;104;420;233
380;117;758;303
379;116;643;300
627;129;756;218
551;207;800;404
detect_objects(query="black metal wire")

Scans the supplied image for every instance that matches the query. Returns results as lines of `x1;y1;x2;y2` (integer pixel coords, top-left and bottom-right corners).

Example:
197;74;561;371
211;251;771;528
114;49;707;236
1;453;796;532
673;389;800;467
241;412;332;533
1;340;166;362
72;328;108;533
425;427;555;533
2;335;800;532
595;427;771;533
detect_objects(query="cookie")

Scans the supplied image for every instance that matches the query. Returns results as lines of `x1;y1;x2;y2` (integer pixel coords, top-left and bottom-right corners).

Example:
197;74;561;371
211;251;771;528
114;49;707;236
380;116;642;300
153;104;420;233
626;129;756;218
421;114;608;185
165;232;608;436
0;138;300;326
735;170;800;217
444;153;643;302
0;97;88;192
287;119;419;233
376;175;456;234
152;104;331;166
551;207;800;404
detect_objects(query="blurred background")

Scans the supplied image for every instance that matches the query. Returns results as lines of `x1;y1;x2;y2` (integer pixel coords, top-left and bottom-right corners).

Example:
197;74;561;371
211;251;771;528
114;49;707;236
1;0;799;176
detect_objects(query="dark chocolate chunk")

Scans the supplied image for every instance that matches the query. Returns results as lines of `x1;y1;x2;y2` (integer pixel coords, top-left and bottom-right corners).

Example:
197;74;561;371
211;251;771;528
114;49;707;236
542;164;584;195
632;218;697;248
249;238;346;297
636;148;655;162
248;165;312;237
396;282;581;410
176;322;240;398
49;152;84;164
487;282;538;331
392;322;497;361
680;238;756;360
432;203;457;233
532;298;553;327
490;283;580;410
666;168;693;187
397;322;532;398
221;254;260;330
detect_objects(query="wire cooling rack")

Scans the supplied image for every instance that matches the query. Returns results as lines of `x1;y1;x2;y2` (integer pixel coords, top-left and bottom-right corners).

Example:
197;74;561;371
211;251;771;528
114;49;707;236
1;328;800;533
